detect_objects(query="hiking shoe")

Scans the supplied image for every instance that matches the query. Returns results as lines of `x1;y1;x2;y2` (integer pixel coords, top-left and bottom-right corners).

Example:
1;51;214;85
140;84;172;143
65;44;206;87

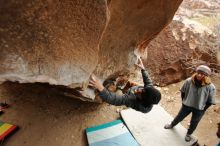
185;134;192;142
0;102;9;110
0;110;3;115
164;123;173;129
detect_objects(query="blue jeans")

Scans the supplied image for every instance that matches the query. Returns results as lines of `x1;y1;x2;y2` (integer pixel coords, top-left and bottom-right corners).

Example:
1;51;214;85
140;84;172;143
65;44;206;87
171;104;205;135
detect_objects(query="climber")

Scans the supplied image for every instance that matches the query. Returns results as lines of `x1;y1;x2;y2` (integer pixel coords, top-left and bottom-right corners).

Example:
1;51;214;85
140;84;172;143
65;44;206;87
89;58;161;113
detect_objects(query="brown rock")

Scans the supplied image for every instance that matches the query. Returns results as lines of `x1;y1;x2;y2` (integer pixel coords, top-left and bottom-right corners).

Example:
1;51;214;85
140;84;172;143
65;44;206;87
144;17;219;86
0;0;183;99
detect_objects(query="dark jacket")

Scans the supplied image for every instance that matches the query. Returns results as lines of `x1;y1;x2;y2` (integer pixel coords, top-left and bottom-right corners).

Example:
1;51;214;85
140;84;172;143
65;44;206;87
99;69;153;113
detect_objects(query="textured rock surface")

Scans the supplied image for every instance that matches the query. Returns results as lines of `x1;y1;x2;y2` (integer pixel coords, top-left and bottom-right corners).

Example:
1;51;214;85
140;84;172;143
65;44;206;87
94;0;183;78
0;0;183;89
0;0;108;87
144;0;220;86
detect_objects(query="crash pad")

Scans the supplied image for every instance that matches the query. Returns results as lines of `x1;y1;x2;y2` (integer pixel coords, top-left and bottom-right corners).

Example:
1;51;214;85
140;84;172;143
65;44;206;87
86;120;139;146
120;105;197;146
0;121;17;141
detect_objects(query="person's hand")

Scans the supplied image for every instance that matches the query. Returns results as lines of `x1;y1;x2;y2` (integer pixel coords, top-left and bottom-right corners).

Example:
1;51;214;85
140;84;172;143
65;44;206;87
135;58;145;70
89;74;105;92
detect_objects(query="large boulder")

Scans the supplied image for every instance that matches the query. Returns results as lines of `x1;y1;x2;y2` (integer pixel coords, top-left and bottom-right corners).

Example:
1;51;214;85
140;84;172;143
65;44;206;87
144;0;220;86
0;0;183;92
0;0;108;88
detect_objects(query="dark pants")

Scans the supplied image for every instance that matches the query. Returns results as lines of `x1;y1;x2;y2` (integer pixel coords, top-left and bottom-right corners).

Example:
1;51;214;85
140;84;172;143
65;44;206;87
171;104;205;135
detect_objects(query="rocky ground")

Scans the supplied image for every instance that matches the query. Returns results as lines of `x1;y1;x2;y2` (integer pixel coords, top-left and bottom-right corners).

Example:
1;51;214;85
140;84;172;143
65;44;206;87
0;74;219;146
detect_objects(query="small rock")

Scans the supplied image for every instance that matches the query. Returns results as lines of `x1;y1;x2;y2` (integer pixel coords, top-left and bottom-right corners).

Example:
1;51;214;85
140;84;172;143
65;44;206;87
156;87;161;91
166;96;174;102
213;106;220;113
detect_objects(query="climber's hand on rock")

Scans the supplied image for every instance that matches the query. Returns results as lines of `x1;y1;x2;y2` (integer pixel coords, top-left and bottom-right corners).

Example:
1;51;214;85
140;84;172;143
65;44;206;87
135;58;145;70
89;74;104;92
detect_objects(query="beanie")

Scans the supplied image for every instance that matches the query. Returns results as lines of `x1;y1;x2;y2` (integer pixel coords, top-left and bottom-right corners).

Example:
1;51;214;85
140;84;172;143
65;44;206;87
103;80;115;88
196;65;211;76
141;86;161;106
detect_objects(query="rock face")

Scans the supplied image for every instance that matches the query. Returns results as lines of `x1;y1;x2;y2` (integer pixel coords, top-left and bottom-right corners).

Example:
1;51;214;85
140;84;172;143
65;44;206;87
0;0;108;88
144;0;220;86
94;0;183;78
146;20;218;86
0;0;183;90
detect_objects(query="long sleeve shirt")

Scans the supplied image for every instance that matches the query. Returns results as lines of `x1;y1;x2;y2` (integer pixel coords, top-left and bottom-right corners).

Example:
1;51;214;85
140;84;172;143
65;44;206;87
181;77;216;110
99;69;154;113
